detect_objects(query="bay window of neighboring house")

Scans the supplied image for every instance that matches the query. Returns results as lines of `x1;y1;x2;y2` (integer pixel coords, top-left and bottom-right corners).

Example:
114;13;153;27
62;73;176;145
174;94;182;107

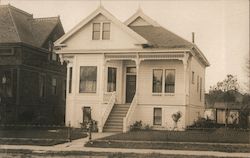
79;66;97;93
39;74;46;98
152;69;175;94
92;22;110;40
107;67;117;92
0;71;13;97
153;108;162;125
52;78;57;95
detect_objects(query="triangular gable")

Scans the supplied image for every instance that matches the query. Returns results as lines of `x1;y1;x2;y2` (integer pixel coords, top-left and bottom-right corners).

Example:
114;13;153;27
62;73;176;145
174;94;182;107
125;8;160;27
55;6;148;46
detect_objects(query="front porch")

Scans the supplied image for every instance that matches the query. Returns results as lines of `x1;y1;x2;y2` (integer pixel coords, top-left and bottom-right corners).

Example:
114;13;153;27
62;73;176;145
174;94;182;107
99;51;190;133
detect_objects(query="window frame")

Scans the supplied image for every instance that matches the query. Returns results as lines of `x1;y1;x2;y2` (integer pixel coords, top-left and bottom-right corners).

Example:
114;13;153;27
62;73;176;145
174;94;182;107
79;66;97;93
152;69;176;95
92;22;111;40
107;67;117;92
153;108;162;126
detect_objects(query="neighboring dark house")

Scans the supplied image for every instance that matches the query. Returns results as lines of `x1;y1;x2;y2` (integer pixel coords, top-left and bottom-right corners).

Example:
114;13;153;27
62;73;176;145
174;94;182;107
0;4;66;125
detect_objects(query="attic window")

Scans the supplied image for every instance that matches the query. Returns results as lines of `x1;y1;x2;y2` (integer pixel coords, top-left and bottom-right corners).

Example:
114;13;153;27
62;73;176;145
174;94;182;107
92;22;110;40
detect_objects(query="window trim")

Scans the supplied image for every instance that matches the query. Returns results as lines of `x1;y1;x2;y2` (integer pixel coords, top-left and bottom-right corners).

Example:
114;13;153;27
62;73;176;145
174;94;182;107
79;66;98;93
153;107;162;126
152;68;176;95
92;22;111;40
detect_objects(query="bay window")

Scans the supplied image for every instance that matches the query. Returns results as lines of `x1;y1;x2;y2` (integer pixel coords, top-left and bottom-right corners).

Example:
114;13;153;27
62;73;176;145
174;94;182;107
79;66;97;93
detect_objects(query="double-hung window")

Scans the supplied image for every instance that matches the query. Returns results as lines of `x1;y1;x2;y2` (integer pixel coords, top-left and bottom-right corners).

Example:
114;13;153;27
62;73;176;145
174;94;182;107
153;108;162;125
165;70;175;93
152;69;175;94
107;67;117;92
92;22;110;40
79;66;97;93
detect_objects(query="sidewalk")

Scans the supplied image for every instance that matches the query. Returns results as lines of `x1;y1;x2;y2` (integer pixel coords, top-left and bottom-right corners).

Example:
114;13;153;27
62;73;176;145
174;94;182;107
0;133;250;158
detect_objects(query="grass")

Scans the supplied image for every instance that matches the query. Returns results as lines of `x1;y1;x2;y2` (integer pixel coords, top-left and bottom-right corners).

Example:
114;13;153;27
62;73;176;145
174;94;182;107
99;129;250;143
0;127;87;146
85;129;250;153
0;149;238;158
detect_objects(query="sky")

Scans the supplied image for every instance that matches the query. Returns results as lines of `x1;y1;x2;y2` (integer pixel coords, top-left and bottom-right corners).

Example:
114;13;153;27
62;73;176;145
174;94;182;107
1;0;249;93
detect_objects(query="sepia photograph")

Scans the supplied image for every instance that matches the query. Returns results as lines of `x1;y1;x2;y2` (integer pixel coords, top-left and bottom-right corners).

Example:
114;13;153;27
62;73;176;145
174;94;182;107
0;0;249;157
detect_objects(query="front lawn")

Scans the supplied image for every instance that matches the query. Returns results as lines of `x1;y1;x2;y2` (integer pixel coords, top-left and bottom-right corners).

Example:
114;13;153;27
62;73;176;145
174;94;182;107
0;126;87;146
99;129;250;143
85;129;250;152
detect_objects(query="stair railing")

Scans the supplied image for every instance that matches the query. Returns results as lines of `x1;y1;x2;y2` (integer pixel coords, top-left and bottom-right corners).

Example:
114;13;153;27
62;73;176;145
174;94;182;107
99;92;116;132
123;93;137;133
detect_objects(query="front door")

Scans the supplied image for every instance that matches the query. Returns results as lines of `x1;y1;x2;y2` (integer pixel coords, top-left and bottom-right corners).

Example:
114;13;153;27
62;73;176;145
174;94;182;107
126;75;136;103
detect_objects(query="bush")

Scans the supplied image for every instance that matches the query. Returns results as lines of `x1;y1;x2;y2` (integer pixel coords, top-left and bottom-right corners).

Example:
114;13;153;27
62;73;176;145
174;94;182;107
130;120;142;131
188;117;218;128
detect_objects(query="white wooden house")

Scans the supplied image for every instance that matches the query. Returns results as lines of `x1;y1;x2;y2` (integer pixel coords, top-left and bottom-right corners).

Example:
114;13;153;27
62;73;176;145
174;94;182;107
55;6;210;132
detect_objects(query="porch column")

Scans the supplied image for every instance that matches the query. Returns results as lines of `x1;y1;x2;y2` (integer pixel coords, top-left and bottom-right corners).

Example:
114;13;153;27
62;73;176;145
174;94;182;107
101;58;107;103
135;58;140;103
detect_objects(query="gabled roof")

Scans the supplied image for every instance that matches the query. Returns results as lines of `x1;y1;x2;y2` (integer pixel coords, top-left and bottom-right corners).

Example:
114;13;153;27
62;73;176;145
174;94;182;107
125;9;209;66
55;6;148;46
0;4;63;47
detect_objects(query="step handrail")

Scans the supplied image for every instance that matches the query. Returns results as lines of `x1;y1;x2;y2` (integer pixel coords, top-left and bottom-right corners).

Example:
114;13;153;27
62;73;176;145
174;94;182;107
123;93;137;132
99;92;116;132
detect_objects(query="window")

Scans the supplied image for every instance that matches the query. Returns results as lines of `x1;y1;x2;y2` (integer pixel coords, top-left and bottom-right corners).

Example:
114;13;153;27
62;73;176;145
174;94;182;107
39;74;45;97
51;53;57;61
165;70;175;93
107;67;117;92
217;110;226;124
0;71;13;97
79;66;97;93
197;75;199;92
92;23;101;40
0;48;14;55
68;67;73;93
153;108;162;125
102;23;110;40
200;77;202;101
152;69;163;93
126;67;136;74
52;78;57;95
192;71;195;84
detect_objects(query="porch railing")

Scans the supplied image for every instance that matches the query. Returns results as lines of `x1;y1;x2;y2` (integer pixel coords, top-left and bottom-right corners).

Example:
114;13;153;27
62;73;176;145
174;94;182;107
99;92;116;132
123;93;137;133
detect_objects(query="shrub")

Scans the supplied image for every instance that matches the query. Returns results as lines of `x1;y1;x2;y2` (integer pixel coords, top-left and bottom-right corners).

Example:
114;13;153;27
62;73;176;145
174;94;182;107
172;111;182;130
130;120;142;131
188;117;218;128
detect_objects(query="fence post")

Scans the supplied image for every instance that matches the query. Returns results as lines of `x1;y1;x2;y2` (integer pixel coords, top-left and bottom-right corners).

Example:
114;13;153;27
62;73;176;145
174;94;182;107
67;121;72;142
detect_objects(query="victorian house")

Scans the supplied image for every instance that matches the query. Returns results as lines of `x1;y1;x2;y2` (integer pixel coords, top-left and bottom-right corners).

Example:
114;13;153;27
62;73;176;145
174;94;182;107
0;5;66;124
55;6;209;132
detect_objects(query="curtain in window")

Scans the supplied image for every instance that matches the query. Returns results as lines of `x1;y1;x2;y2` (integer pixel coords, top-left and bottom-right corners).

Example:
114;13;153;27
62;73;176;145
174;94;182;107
154;108;162;125
79;66;97;93
107;67;117;92
165;69;175;93
153;70;163;93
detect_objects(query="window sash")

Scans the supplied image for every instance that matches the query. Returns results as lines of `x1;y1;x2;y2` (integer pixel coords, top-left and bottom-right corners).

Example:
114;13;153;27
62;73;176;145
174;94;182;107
107;67;117;92
92;23;101;40
152;69;163;93
153;108;162;125
79;66;97;93
165;69;175;93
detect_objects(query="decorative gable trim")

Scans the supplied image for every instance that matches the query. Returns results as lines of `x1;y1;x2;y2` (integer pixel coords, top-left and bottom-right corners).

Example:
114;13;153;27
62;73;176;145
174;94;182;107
125;8;160;27
54;6;148;46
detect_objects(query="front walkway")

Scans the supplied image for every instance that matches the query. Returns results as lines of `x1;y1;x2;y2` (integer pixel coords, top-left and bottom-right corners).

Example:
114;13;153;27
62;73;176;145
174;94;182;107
0;133;250;158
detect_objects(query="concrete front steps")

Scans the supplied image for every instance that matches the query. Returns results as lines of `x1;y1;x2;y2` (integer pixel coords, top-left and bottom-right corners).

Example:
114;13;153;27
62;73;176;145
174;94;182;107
103;104;130;133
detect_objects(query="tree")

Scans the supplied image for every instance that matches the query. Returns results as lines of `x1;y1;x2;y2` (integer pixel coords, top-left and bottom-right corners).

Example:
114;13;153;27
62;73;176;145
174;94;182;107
208;74;240;127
